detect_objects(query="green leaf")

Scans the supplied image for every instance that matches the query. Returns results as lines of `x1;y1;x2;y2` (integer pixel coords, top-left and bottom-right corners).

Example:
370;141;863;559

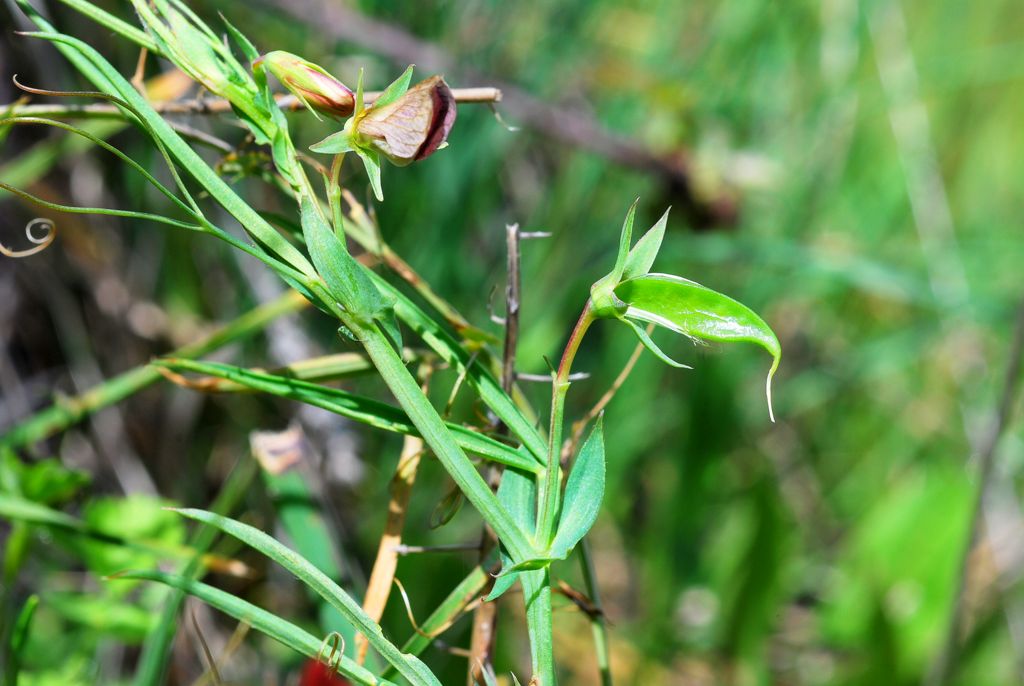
115;570;390;686
171;509;441;686
611;198;639;282
356;147;384;201
156;358;540;473
354;67;365;114
549;419;605;559
373;65;415;109
310;130;355;154
4;594;37;686
219;13;259;63
495;557;555;575
615;273;781;420
301;194;384;321
0;493;86;530
485;569;519;602
590;199;639;317
487;467;538;601
619;317;692;369
621;207;670;280
367;270;547;462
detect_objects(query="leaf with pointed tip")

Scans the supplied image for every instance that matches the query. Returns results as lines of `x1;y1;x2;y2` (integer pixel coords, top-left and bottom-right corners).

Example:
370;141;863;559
620;317;692;369
356;147;384;201
622;207;670;280
615;274;781;421
170;509;441;686
373;65;414;109
498;467;537;535
154;358;540;473
220;14;259;63
549;419;605;559
611;198;639;282
301;194;383;320
590;199;639;317
485;570;519;602
310;130;354;154
486;466;537;601
353;67;366;114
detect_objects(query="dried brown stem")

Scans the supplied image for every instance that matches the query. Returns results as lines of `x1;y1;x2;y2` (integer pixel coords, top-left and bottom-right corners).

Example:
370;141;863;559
356;434;426;664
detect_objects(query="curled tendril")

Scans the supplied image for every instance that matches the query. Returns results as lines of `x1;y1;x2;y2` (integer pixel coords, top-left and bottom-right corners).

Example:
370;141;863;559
0;218;56;258
393;577;480;639
11;73;203;216
316;631;345;672
12;74;134;111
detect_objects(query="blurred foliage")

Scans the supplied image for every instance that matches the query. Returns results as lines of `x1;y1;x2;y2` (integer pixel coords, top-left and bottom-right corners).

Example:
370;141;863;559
2;0;1024;684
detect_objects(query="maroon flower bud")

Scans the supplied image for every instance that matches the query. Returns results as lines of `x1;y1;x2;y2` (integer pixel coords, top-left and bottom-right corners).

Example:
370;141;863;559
256;51;355;118
354;75;457;166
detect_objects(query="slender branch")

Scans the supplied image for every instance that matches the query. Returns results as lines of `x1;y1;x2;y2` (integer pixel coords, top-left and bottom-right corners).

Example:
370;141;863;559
926;299;1024;686
468;223;523;684
358;434;425;664
537;302;596;544
0;87;501;120
501;223;522;397
579;540;613;686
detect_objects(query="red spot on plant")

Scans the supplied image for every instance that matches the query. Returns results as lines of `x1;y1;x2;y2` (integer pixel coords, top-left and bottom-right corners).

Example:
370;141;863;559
298;659;351;686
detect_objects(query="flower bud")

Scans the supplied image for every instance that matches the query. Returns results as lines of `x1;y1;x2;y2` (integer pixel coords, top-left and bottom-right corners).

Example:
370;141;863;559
354;75;457;166
257;51;355;118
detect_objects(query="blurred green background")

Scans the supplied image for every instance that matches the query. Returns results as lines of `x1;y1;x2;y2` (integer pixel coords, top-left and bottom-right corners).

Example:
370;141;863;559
2;0;1023;684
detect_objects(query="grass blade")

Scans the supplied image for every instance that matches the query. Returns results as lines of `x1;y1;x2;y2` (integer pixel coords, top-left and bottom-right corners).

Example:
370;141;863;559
115;570;391;686
157;358;540;473
171;508;442;686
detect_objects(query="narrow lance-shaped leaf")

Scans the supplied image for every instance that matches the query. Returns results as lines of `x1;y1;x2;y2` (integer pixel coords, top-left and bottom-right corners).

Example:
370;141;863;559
373;64;415;108
611;198;639;282
621;207;670;281
486;466;538;601
589;199;638;317
156;358;541;473
114;570;390;686
549;418;605;559
614;274;781;421
301;194;386;322
619;317;692;369
171;509;442;686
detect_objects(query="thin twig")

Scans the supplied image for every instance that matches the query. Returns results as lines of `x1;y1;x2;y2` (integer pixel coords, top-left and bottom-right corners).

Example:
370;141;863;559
0;87;502;120
501;224;521;397
468;223;524;684
393;543;481;555
926;299;1024;686
356;432;427;664
517;372;591;383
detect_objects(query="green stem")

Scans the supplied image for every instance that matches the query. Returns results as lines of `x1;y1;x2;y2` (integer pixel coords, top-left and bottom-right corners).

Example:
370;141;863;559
579;539;612;686
0;291;306;450
522;569;556;686
328;153;346;234
536;302;596;543
354;318;537;563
